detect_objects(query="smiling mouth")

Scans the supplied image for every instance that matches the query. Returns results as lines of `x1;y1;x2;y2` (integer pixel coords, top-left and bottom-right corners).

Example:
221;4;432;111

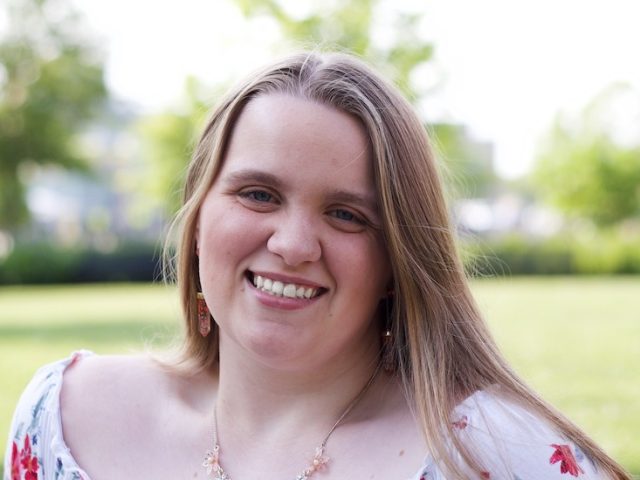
246;271;325;299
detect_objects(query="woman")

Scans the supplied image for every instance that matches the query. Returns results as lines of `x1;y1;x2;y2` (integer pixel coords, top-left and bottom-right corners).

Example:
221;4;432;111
5;52;630;479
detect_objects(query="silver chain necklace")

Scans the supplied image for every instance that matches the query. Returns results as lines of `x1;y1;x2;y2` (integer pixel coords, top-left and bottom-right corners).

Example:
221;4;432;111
203;366;380;480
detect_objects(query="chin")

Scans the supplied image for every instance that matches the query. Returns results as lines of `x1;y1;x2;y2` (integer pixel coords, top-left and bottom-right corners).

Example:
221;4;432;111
242;324;316;368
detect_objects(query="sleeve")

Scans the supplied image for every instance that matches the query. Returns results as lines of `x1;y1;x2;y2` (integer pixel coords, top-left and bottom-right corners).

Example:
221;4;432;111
444;389;607;480
3;351;93;480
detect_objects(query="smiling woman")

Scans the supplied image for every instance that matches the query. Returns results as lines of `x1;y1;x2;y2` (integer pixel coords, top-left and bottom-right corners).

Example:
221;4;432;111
4;52;631;480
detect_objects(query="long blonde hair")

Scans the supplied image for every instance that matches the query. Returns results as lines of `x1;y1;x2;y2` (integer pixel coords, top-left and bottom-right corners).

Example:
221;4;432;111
165;51;629;479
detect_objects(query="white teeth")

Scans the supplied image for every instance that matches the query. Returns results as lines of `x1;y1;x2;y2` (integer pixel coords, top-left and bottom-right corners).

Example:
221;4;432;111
272;281;284;295
283;284;297;298
252;274;318;299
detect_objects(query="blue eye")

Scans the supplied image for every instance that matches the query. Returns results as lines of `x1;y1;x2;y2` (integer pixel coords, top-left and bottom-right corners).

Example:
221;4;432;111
241;190;273;203
331;209;367;226
334;209;356;221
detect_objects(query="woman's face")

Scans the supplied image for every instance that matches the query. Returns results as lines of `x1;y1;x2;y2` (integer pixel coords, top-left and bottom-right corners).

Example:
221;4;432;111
197;94;391;371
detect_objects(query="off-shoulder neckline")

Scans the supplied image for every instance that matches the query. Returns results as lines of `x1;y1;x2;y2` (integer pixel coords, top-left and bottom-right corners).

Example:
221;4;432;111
49;351;498;480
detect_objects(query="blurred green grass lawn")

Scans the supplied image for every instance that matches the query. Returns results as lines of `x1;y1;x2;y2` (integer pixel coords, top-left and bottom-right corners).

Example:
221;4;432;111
1;278;638;475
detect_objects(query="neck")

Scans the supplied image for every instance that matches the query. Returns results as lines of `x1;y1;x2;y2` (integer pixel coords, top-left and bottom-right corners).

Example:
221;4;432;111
214;331;381;443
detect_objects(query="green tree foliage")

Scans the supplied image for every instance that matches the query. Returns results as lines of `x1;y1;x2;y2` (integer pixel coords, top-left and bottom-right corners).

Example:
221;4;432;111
0;0;107;228
533;85;640;227
136;77;213;216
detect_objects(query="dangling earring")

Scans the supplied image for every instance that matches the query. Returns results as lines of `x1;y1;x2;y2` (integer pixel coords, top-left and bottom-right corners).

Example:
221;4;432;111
382;329;394;373
382;289;395;373
196;292;211;337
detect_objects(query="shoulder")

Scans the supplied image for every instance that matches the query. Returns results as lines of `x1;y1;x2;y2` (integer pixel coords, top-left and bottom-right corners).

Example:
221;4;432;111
59;352;216;477
444;388;605;479
60;352;170;447
60;351;166;411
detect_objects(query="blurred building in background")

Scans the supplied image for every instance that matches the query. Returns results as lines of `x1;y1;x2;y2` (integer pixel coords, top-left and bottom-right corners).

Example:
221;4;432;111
15;103;167;253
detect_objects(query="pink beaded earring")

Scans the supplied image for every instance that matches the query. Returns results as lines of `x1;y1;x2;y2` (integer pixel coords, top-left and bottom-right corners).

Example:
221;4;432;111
196;292;211;337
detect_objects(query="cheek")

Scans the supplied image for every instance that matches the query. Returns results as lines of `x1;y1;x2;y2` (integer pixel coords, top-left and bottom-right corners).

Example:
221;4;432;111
200;199;263;249
198;203;265;286
331;235;391;298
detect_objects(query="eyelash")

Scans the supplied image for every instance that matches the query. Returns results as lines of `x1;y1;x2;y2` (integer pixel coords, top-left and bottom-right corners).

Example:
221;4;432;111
329;208;366;225
238;189;276;204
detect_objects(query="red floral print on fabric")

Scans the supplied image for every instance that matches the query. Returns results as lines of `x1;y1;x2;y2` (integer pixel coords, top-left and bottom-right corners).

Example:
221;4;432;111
11;441;20;480
11;434;39;480
480;472;491;479
550;444;584;477
452;415;468;429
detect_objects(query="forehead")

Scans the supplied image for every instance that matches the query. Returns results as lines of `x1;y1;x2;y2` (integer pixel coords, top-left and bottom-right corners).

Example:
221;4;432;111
218;94;375;193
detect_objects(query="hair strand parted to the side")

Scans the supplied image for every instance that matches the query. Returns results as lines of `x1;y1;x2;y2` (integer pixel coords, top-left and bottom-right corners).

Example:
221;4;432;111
164;51;629;479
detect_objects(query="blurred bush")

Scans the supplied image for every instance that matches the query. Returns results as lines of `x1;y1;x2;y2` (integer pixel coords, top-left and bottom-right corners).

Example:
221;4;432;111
0;242;161;284
465;232;640;276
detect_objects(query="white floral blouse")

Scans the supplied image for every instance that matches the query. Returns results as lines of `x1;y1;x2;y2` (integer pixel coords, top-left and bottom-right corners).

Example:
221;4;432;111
5;352;607;480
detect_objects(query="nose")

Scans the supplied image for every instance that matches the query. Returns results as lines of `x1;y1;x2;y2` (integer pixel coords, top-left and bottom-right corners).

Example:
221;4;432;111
267;211;322;266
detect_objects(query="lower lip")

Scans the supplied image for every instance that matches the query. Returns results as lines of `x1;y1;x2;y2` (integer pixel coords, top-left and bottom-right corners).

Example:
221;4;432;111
247;277;320;311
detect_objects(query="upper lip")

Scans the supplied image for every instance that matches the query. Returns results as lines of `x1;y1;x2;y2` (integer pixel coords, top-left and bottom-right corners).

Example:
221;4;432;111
249;270;326;289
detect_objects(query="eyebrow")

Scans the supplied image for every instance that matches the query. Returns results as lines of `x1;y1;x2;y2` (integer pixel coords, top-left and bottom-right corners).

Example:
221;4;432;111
325;189;378;213
224;169;283;189
224;168;379;212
